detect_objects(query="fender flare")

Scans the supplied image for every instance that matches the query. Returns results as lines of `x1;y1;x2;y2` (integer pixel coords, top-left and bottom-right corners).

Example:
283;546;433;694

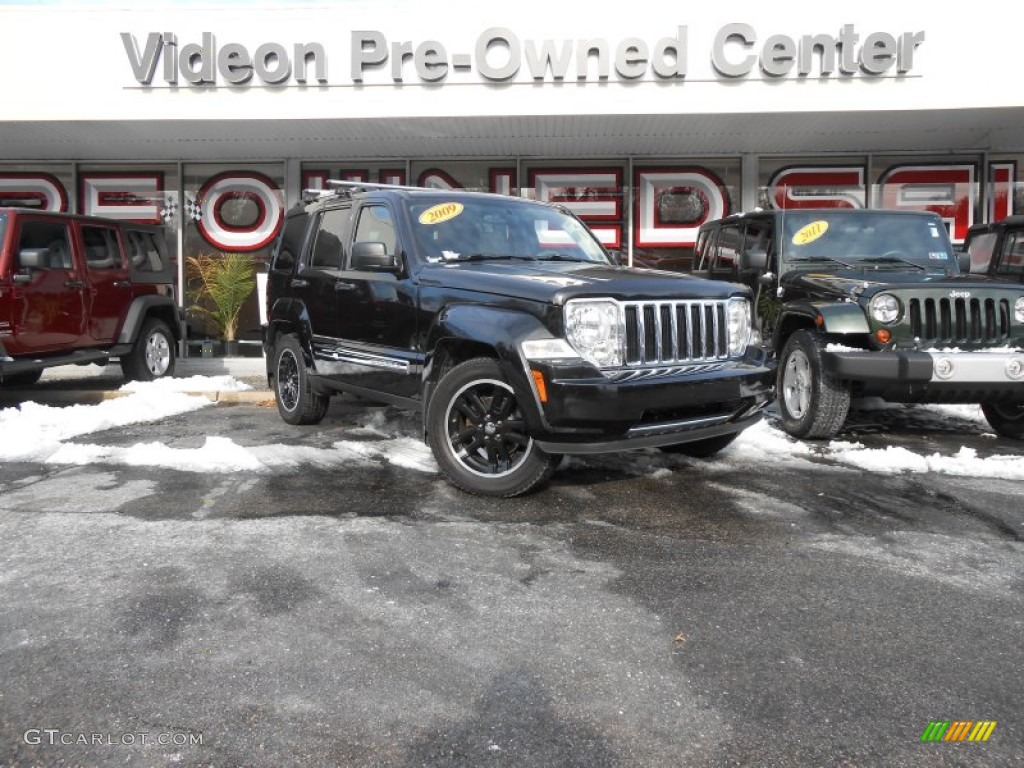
117;296;182;344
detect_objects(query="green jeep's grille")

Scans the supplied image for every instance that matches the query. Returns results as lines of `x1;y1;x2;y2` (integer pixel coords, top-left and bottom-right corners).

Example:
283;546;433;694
907;297;1012;345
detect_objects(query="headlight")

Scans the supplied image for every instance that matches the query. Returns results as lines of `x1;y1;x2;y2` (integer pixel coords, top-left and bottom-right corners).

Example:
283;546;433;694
727;297;752;356
870;293;901;324
1015;296;1024;323
564;299;623;368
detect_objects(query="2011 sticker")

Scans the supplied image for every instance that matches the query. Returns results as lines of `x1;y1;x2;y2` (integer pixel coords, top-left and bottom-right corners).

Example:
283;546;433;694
792;220;829;245
418;202;464;225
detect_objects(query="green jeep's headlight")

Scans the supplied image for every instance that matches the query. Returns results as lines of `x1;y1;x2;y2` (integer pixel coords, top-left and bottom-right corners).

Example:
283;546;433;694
870;293;901;324
564;299;624;368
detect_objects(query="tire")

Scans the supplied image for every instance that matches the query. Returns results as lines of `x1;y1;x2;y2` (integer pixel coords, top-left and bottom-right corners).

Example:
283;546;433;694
121;318;176;381
0;369;43;387
659;431;740;458
426;357;558;497
981;402;1024;439
777;329;851;439
274;334;329;425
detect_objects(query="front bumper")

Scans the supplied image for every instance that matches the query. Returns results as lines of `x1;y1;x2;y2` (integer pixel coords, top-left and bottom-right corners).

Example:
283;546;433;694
824;348;1024;397
525;350;776;453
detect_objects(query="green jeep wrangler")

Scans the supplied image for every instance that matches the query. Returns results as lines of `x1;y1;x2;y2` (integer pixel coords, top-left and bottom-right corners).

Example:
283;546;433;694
694;209;1024;439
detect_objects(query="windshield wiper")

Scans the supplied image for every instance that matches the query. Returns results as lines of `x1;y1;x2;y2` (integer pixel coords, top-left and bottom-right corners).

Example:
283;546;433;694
787;255;858;269
534;252;587;262
855;256;928;271
441;253;532;262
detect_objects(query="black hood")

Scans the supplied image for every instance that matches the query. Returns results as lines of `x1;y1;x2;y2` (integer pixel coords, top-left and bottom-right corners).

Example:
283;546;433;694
781;267;1024;301
419;260;748;304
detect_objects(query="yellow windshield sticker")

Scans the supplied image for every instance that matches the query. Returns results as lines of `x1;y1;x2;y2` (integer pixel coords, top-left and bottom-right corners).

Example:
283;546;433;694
418;202;464;225
792;220;829;245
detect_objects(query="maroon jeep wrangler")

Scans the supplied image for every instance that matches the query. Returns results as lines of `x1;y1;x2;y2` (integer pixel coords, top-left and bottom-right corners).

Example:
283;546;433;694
0;208;181;386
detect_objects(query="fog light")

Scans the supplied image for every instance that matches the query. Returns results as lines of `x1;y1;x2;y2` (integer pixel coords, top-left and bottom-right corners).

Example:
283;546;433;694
1007;358;1024;381
875;329;891;344
934;357;955;380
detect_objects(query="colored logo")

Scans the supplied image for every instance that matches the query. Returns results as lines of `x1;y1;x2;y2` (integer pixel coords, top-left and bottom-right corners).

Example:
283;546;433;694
418;202;464;225
791;220;829;245
920;720;997;742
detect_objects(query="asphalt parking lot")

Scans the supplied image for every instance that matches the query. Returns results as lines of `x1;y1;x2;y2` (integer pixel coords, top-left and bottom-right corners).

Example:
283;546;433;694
1;374;1022;767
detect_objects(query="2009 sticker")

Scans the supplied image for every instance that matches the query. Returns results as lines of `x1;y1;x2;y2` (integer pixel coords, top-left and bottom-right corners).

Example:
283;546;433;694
792;220;829;245
418;202;464;225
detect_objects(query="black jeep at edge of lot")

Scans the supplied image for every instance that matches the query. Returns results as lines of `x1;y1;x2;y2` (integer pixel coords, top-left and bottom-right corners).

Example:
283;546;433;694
694;208;1024;439
263;183;775;496
0;207;181;386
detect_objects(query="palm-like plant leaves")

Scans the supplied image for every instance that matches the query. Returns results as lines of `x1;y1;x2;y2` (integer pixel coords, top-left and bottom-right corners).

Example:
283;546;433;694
186;252;256;342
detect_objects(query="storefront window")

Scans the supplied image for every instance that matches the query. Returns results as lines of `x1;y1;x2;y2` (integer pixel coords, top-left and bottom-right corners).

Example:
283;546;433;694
183;163;285;349
0;164;74;213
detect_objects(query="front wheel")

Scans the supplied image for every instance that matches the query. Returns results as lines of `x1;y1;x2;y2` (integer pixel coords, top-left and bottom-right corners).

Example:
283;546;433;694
981;402;1024;439
274;334;329;425
777;330;851;439
426;358;558;497
121;318;176;381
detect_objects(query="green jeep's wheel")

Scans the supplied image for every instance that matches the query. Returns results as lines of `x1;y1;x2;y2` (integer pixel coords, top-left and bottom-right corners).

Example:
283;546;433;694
777;329;851;439
121;317;176;381
426;357;559;497
981;402;1024;439
274;334;329;425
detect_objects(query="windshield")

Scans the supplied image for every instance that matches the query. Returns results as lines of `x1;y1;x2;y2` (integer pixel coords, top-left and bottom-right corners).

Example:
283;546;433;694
407;197;609;264
780;211;956;270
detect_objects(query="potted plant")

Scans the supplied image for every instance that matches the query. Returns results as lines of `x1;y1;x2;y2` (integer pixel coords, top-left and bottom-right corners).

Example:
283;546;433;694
185;252;256;356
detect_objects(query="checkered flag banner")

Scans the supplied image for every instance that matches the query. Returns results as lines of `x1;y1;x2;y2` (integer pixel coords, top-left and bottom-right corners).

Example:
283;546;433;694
160;195;178;224
184;196;203;221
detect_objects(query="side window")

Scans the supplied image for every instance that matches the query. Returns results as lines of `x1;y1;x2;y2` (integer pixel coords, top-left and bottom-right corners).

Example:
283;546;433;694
273;210;310;273
16;219;73;270
966;231;997;274
695;228;718;271
741;220;773;270
81;226;123;271
309;206;351;269
353;205;396;256
124;230;167;273
996;230;1024;276
713;225;742;273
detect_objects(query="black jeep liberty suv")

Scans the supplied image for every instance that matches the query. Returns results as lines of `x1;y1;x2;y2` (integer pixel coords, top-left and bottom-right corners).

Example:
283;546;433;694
263;183;775;496
695;208;1024;440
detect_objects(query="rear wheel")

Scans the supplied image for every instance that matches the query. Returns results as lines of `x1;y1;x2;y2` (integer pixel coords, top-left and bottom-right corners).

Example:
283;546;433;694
427;357;558;497
777;329;851;439
981;402;1024;439
0;369;43;387
121;318;175;381
274;334;329;425
659;432;740;458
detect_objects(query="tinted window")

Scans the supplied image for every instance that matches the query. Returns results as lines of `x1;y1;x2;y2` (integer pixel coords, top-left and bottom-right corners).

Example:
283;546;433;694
966;231;997;274
124;229;168;273
742;220;773;268
713;226;742;271
274;210;309;273
81;225;123;270
693;229;711;269
997;230;1024;275
17;219;72;269
310;206;351;269
353;205;396;256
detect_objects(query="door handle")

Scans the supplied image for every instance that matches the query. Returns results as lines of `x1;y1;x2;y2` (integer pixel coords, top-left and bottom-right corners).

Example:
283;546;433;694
113;280;131;288
334;281;357;292
290;278;309;288
64;280;85;289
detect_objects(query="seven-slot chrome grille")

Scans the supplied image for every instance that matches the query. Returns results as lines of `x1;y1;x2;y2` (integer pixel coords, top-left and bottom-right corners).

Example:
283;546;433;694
907;297;1012;345
623;300;730;366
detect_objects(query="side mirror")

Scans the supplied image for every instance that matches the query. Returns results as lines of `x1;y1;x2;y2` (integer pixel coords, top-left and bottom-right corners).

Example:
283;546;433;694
957;250;971;274
745;248;768;271
18;247;48;270
351;241;398;271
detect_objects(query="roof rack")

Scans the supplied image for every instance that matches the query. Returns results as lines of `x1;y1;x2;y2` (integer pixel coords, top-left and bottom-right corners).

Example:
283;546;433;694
326;179;430;194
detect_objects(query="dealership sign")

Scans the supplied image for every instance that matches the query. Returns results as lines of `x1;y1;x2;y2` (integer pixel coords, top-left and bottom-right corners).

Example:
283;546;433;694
121;24;925;87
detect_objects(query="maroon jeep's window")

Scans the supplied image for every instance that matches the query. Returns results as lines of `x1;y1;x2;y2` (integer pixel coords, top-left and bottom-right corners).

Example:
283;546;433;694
81;226;123;271
17;219;72;270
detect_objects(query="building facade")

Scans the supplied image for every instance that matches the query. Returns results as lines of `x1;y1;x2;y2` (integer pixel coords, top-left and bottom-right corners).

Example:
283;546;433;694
2;0;1023;346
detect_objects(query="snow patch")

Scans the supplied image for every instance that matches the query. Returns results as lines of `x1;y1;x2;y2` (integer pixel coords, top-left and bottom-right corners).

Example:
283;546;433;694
119;375;253;393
